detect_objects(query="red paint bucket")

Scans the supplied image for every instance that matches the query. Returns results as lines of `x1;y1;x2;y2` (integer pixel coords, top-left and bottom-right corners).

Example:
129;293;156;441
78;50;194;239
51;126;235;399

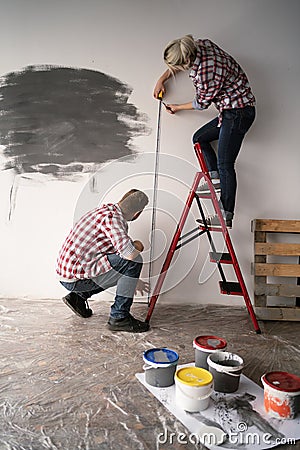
261;371;300;419
193;335;227;370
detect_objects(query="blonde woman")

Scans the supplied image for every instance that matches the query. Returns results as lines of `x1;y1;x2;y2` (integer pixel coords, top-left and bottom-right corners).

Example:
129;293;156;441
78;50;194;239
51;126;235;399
154;35;256;228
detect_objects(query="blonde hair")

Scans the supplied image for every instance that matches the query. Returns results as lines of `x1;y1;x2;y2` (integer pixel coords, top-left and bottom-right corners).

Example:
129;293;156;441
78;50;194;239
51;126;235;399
163;34;197;73
118;189;149;216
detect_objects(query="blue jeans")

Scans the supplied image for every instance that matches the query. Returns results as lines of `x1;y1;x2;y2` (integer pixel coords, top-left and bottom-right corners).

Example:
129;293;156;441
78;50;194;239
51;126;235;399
60;254;143;319
193;106;256;217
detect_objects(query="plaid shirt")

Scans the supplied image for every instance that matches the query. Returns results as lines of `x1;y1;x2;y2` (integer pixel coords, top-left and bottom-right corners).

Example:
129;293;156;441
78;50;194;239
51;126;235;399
56;203;136;281
190;39;255;125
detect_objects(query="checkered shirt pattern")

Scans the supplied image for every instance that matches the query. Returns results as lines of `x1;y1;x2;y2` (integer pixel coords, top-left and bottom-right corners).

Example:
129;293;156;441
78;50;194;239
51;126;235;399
190;39;255;125
56;203;136;280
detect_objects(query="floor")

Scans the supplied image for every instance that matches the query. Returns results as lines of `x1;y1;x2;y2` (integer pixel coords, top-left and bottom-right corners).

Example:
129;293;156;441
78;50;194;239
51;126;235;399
0;298;299;450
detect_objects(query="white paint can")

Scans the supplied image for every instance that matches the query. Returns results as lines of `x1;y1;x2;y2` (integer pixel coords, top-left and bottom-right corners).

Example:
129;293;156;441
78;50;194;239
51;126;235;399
207;351;243;393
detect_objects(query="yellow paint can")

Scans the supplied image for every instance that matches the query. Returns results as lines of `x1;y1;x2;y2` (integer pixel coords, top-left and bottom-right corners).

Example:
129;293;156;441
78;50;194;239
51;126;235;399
175;366;213;412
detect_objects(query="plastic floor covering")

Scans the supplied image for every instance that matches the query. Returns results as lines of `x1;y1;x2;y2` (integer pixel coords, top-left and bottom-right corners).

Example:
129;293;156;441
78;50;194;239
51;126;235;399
0;298;299;450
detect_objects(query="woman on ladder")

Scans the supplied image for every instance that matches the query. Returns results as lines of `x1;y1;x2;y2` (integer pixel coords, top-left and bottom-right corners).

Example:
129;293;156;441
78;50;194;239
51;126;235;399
153;35;256;229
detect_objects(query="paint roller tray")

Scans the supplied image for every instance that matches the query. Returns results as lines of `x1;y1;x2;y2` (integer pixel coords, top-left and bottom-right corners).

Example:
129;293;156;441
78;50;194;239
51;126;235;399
136;363;300;450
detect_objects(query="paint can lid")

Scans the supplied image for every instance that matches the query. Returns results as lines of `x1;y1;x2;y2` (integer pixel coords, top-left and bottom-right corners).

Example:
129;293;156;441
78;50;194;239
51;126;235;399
143;348;179;368
175;366;213;386
262;371;300;392
193;335;227;351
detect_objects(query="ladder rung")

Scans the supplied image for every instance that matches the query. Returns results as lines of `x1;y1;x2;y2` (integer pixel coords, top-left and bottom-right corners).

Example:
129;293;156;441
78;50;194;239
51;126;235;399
210;252;233;264
198;224;224;232
219;281;243;296
196;220;224;232
196;192;213;199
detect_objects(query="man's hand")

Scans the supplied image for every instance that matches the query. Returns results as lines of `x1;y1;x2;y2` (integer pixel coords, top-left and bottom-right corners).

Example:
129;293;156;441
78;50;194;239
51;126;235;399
133;240;144;252
135;279;150;296
125;240;144;261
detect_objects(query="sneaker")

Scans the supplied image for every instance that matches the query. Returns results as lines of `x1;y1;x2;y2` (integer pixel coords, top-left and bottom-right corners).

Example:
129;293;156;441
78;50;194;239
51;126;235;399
107;313;150;333
197;214;232;229
62;292;93;318
196;179;221;194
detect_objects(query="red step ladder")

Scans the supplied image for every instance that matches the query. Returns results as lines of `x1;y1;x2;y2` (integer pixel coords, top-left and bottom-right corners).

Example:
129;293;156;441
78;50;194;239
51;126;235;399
146;143;261;334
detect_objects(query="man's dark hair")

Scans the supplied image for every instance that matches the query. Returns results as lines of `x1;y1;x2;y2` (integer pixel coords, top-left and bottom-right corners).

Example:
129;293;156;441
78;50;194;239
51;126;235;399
118;189;149;216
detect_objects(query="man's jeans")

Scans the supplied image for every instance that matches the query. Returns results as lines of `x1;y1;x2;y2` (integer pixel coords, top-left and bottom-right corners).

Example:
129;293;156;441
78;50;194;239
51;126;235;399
193;106;256;217
60;254;143;319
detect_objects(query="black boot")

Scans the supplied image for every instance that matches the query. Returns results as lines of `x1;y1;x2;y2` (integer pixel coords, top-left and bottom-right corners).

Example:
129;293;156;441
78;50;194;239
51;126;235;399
107;314;149;333
62;292;93;318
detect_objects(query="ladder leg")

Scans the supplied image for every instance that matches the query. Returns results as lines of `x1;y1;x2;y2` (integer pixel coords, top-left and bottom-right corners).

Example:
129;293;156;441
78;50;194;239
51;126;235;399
211;194;261;332
209;173;261;333
146;172;203;323
194;142;261;334
224;234;261;333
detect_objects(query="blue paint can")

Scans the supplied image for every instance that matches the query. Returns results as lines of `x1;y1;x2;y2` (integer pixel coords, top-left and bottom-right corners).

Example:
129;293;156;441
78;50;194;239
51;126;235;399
143;348;179;387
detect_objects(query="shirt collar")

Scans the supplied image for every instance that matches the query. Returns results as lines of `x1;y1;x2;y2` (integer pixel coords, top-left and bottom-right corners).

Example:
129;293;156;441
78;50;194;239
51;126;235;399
115;203;127;221
189;52;201;78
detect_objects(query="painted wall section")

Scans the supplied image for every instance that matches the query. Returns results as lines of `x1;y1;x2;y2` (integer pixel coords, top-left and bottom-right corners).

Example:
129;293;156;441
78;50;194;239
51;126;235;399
0;66;147;176
0;0;299;306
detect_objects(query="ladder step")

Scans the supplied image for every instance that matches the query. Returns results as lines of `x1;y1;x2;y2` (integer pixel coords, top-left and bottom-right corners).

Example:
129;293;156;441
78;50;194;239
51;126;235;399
219;281;243;296
196;192;213;199
210;252;233;264
196;219;224;232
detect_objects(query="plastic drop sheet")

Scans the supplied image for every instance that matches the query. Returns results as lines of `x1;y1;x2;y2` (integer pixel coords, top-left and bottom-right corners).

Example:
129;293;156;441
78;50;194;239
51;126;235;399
0;298;300;450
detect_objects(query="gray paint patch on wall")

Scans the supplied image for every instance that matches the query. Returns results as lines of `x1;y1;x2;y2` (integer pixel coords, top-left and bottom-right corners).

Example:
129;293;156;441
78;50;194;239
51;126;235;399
0;65;149;178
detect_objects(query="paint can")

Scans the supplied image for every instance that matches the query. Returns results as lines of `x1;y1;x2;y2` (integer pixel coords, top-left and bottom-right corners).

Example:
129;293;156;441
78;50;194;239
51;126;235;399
261;371;300;420
193;335;227;370
175;366;213;412
143;348;179;388
207;351;243;393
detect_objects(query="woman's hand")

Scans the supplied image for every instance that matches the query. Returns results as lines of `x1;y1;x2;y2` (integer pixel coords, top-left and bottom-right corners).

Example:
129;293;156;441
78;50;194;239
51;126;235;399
153;69;172;98
165;102;194;114
164;104;180;114
153;80;166;99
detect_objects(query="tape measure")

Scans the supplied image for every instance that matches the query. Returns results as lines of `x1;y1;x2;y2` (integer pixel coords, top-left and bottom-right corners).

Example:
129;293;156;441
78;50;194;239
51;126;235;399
148;91;164;304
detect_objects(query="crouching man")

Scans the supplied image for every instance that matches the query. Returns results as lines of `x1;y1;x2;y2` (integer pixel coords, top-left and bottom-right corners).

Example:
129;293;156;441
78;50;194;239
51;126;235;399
56;189;150;333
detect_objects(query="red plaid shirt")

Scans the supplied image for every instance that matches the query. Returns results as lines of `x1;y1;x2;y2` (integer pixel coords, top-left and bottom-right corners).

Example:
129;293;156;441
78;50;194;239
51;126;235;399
190;39;255;125
56;204;136;280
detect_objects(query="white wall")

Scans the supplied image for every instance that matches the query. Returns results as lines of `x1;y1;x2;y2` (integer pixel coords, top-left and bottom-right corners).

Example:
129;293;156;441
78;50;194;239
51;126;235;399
0;0;299;305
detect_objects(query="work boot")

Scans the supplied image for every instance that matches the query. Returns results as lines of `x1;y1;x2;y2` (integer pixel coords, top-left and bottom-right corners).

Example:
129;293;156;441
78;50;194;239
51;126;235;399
107;313;150;333
62;292;93;318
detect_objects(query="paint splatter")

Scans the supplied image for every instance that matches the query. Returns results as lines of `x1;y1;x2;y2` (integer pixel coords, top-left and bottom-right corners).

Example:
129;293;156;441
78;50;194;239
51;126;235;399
0;65;149;178
213;393;285;442
189;393;285;448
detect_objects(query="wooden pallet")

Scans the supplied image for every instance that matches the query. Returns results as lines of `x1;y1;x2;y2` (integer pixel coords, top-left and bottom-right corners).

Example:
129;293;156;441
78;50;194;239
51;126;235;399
251;219;300;321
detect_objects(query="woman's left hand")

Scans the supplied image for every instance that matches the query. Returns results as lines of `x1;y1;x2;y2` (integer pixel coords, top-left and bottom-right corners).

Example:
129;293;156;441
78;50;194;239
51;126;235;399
165;102;194;114
164;103;180;114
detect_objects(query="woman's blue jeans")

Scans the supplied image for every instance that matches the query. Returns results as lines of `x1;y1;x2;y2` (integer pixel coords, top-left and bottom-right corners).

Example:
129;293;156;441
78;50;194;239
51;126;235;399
60;254;143;319
192;106;256;217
